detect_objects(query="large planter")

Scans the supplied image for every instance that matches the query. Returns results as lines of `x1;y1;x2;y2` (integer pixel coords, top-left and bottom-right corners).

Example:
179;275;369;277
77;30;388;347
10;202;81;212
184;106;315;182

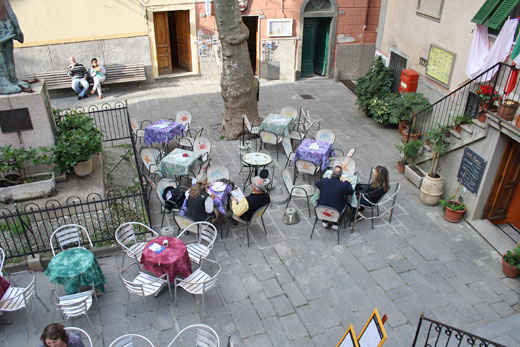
420;174;443;205
0;172;55;203
502;254;520;278
398;121;409;135
497;99;519;121
443;201;466;222
402;128;421;143
73;159;93;177
477;111;487;123
404;164;426;188
397;161;405;174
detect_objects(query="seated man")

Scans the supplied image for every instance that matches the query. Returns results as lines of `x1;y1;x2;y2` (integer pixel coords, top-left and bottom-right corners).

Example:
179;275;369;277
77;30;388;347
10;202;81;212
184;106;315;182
231;177;270;220
67;56;89;100
315;165;353;230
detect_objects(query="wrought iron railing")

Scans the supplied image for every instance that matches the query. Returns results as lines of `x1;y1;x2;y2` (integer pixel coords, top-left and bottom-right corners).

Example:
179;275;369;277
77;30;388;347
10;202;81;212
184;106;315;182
411;314;505;347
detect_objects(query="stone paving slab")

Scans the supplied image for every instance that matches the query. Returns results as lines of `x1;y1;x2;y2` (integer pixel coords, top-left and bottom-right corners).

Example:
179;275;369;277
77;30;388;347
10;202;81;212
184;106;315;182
2;78;519;346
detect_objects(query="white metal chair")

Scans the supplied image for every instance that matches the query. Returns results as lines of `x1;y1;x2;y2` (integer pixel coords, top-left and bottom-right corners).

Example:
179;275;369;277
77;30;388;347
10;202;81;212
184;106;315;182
351;182;401;232
174;258;221;320
120;263;171;311
0;247;4;277
177;222;218;265
310;205;348;244
281;169;315;217
176;110;192;131
167;324;220;347
140;147;163;177
289;112;314;143
178;127;204;150
315;128;336;144
193;136;212;161
282;136;295;168
259;130;282;159
50;224;93;256
0;270;49;332
64;327;94;347
115;222;159;267
156;178;180;228
225;204;268;247
207;165;230;182
332;156;356;175
294;159;319;184
281;106;298;119
51;289;98;334
130;119;150;144
109;333;156;347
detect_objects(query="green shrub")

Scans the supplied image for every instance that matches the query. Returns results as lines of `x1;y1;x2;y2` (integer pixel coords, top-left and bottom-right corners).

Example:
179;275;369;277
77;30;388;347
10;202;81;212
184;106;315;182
395;138;423;165
0;145;53;185
355;57;394;116
504;245;520;269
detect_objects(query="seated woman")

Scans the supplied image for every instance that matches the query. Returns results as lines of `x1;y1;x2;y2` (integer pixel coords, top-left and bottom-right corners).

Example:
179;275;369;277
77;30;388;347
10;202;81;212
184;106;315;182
183;173;215;222
89;58;106;99
40;322;85;347
352;165;389;220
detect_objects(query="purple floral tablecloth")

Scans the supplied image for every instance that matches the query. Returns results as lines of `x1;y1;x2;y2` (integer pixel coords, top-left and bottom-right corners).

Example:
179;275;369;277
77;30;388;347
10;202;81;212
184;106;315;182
180;182;232;216
292;138;335;171
144;120;185;146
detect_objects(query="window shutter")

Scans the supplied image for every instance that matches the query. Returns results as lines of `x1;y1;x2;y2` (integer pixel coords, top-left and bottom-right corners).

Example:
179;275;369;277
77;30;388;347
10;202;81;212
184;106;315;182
471;0;501;24
487;0;520;30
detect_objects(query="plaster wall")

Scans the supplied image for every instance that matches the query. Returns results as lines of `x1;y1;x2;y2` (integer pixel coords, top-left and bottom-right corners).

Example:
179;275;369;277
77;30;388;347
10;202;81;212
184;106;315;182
336;43;375;80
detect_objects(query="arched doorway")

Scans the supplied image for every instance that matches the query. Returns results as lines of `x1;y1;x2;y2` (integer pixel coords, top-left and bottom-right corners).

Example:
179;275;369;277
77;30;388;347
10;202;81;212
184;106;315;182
299;0;337;78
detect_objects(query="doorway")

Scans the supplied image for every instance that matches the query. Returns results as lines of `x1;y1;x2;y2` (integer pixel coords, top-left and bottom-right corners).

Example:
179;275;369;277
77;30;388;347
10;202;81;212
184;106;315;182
242;16;258;75
301;17;331;78
153;10;192;75
389;51;407;93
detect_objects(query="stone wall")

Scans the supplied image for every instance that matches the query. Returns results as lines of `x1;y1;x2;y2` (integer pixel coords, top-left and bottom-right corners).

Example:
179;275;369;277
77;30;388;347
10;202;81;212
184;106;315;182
335;43;375;80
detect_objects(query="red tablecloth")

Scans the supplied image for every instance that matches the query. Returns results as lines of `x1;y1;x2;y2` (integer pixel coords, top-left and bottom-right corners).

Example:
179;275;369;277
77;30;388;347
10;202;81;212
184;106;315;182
0;276;9;299
140;236;192;281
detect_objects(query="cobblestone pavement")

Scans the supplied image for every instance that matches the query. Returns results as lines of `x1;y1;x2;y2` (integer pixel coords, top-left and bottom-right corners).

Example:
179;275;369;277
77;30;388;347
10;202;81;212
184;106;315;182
3;78;519;346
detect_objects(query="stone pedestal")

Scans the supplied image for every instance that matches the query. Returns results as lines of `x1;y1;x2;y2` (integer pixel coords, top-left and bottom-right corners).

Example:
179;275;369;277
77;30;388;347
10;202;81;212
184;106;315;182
0;81;56;149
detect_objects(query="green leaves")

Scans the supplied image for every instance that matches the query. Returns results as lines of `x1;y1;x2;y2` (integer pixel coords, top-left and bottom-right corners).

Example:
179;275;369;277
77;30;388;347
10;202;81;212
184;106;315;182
0;145;54;184
355;56;394;115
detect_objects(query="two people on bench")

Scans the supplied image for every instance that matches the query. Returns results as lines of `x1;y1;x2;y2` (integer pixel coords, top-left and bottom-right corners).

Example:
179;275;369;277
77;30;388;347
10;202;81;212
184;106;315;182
67;56;106;100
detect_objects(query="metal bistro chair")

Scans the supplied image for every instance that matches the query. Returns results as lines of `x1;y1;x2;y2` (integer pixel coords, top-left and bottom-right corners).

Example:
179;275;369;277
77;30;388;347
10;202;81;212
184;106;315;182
193;136;212;161
167;324;220;347
207;165;230;182
282;136;295;168
259;130;282;160
351;182;401;232
294;159;319;184
289;111;314;144
109;334;156;347
140;147;163;177
51;289;98;334
315;128;336;144
243;114;260;150
120;263;171;311
281;106;298;119
130;119;151;144
332;156;356;176
174;258;221;320
176;110;192;132
64;327;94;347
310;205;348;244
50;224;93;256
115;222;159;267
281;169;315;218
0;270;49;332
156;178;181;228
0;247;4;277
225;204;268;247
178;127;204;150
177;222;218;266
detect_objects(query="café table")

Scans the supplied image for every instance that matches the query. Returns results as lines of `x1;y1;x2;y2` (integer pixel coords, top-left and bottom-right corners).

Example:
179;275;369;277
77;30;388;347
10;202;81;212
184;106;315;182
140;236;192;287
258;113;295;137
292;138;335;171
160;148;201;178
241;152;273;188
180;181;232;217
144;119;185;147
45;248;106;295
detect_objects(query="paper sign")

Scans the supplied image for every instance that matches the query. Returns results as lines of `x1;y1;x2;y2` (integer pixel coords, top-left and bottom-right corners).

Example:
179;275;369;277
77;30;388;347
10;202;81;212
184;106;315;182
337;325;359;347
148;242;164;253
357;308;387;347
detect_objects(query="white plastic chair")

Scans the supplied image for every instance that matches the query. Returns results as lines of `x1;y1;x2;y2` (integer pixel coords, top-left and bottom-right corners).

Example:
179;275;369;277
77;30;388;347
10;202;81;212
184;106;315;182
51;289;98;334
109;334;156;347
64;327;94;347
294;159;319;184
115;222;159;267
50;224;93;256
140;147;163;177
193;136;212;161
176;111;192;131
120;263;171;311
130;119;150;143
310;205;348;244
281;169;315;217
177;222;218;265
315;128;335;144
167;324;220;347
178;127;204;150
174;258;221;320
207;165;230;182
282;136;295;168
281;106;298;119
259;130;282;159
0;270;49;332
156;178;180;228
225;204;268;247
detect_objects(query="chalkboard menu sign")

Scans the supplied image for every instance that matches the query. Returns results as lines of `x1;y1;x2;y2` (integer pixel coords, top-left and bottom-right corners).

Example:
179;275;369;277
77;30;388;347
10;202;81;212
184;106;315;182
457;147;487;195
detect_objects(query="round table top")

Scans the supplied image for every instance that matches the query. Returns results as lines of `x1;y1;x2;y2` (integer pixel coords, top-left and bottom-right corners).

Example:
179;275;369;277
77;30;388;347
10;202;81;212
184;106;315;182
142;236;187;266
242;152;273;167
46;248;94;277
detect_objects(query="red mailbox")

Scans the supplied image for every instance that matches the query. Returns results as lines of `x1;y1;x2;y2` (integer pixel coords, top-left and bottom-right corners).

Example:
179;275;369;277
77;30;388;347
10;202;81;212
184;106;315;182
398;69;419;94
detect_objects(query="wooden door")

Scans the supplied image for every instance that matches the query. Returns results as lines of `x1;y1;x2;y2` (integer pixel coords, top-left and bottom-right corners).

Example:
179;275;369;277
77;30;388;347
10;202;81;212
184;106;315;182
153;12;173;75
301;18;317;77
175;11;192;72
314;18;330;76
485;139;520;220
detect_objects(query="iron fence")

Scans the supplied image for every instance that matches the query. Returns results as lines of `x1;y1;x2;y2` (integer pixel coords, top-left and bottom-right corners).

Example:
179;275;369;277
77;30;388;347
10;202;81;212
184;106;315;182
411;314;505;347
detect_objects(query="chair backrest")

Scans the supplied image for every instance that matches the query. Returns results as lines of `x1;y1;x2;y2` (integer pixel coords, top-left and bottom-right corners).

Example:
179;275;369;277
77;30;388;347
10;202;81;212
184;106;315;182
174;214;198;233
156;179;178;206
316;129;335;144
194;127;204;141
130;118;140;132
281;169;294;192
179;222;218;248
250;204;269;224
347;147;356;158
140;147;161;172
54;290;93;317
242;114;252;132
176;111;192;127
167;324;220;347
199;258;221;292
65;327;94;347
281;106;298;118
0;247;4;276
194;136;212;158
333;157;356;175
295;159;317;175
109;333;156;347
0;271;36;311
115;222;158;250
259;130;279;145
282;136;293;159
315;205;341;223
50;224;93;256
207;165;230;182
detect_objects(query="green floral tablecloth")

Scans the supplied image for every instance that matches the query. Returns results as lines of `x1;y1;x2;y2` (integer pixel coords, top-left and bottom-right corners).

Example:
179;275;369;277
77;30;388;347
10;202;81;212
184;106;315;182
45;248;106;295
259;113;295;136
160;148;201;177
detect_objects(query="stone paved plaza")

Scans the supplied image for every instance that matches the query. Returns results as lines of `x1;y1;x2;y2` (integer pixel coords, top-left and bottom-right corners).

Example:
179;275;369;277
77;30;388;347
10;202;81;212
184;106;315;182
2;78;519;346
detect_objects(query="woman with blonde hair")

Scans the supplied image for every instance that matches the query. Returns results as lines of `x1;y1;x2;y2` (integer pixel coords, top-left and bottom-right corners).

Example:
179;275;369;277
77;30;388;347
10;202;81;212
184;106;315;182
183;173;215;222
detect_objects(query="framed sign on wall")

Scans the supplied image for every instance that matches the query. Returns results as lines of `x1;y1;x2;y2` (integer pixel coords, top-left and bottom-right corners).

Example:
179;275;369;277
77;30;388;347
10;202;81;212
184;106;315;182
266;19;293;37
425;44;456;88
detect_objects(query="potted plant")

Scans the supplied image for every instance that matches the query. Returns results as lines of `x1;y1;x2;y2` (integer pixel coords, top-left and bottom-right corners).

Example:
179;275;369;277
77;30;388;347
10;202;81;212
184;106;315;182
497;98;520;121
502;245;520;278
395;139;423;174
420;125;449;205
439;187;466;223
476;85;501;111
452;114;471;133
54;111;103;176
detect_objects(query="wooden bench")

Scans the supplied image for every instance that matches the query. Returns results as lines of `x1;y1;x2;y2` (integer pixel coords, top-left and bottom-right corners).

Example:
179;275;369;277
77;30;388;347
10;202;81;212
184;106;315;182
26;63;147;90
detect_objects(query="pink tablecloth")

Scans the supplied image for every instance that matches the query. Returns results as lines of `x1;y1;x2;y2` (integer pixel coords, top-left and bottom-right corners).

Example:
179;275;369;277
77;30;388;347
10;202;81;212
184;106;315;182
140;236;192;281
0;276;9;298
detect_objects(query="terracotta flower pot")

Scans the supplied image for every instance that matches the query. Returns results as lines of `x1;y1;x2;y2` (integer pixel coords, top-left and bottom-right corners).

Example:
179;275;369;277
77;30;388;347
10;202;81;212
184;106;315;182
402;128;421;143
454;125;461;133
497;99;519;121
443;201;466;223
502;254;520;278
397;161;405;174
398;121;409;135
477;111;487;123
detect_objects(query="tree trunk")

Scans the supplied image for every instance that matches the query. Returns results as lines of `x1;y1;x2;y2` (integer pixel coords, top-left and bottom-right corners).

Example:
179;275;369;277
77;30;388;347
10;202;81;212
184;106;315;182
214;0;260;140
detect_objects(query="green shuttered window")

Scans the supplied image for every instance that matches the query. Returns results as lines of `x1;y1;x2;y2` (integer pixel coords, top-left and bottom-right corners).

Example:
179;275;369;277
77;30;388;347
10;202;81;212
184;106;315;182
471;0;501;25
487;0;520;29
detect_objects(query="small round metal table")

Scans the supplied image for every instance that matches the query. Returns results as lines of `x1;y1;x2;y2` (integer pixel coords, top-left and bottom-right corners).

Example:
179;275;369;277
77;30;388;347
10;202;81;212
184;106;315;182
241;152;273;188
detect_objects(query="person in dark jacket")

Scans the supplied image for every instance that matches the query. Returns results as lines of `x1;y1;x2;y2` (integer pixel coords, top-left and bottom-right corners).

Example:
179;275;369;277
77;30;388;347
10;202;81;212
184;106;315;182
231;177;270;221
315;166;353;230
184;173;215;222
352;165;390;221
